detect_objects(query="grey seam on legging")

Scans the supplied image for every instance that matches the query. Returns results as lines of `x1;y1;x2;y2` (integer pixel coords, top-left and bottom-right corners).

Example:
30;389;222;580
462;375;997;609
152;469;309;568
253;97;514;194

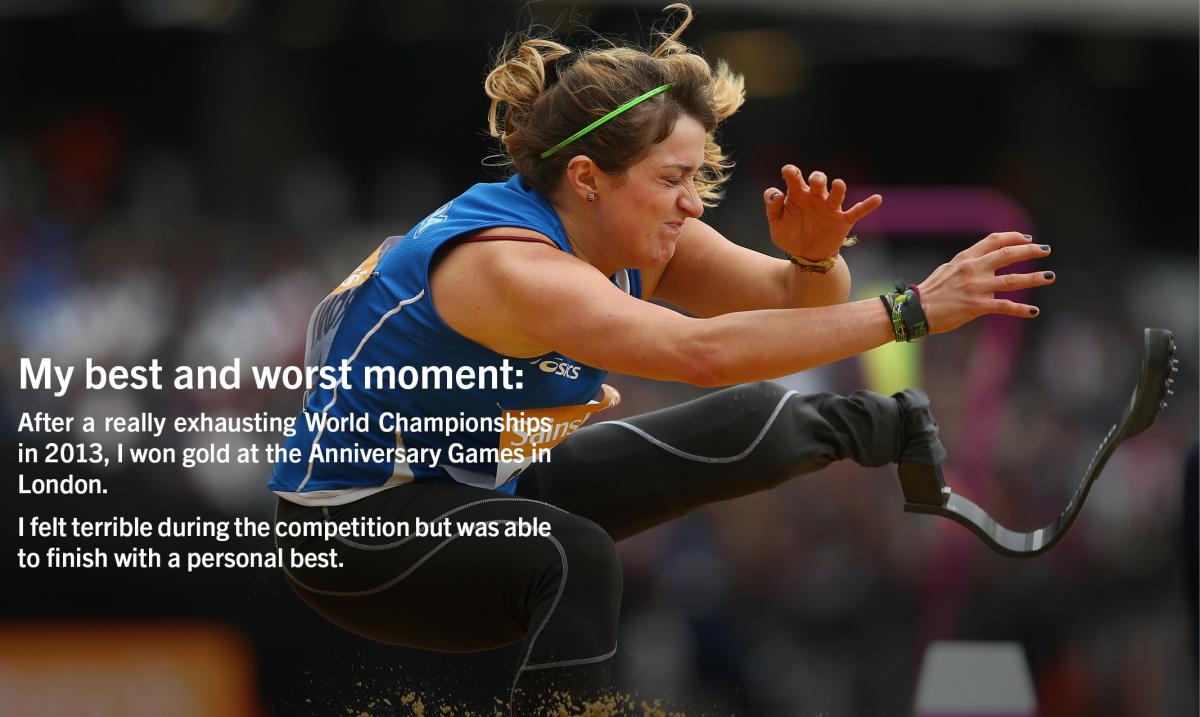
509;532;567;707
282;533;460;597
519;643;619;672
514;533;568;677
604;389;798;463
281;500;562;597
286;513;615;689
322;496;566;551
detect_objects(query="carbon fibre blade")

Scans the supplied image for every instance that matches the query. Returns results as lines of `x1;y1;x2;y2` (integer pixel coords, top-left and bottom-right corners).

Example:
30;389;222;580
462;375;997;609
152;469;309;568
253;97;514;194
901;328;1176;557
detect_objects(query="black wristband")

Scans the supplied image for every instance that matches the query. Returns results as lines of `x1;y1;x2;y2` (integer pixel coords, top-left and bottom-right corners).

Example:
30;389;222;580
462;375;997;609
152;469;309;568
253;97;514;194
881;283;929;342
893;284;929;341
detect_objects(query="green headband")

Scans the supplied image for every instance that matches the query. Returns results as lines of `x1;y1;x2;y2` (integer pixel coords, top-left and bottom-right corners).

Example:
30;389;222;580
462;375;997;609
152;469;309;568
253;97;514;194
539;83;672;160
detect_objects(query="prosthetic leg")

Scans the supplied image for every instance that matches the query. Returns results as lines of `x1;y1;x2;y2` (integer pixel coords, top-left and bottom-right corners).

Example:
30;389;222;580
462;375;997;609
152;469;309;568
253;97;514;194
898;328;1177;557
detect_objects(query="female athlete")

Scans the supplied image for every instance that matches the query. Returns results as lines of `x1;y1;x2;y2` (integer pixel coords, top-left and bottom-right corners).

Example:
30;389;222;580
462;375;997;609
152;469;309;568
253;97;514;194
269;5;1054;713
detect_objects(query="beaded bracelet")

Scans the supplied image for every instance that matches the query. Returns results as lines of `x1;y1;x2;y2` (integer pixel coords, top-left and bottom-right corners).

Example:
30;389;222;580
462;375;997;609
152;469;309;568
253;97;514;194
784;236;857;274
786;252;838;273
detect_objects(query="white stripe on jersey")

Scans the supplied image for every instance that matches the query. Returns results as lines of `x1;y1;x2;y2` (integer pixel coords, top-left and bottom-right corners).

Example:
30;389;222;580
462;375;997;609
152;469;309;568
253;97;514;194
297;290;425;491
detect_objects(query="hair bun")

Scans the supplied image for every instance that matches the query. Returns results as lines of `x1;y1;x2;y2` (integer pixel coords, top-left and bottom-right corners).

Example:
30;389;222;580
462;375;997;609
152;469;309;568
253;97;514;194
545;50;580;86
484;38;572;141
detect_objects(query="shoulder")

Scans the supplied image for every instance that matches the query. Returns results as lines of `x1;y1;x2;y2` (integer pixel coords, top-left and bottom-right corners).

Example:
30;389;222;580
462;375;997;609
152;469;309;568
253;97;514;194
433;231;583;290
430;234;604;357
465;226;559;248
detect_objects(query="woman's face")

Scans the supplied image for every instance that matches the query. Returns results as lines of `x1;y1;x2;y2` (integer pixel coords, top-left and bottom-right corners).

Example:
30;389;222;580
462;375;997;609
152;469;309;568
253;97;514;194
593;113;707;269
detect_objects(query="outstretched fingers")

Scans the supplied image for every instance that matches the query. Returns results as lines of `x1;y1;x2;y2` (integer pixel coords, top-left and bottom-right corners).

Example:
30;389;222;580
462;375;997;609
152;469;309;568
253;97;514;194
844;193;883;223
827;178;847;208
763;187;786;220
980;247;1055;319
989;270;1056;293
958;231;1034;261
923;232;1056;333
980;240;1051;271
781;164;809;195
988;298;1041;319
807;170;828;199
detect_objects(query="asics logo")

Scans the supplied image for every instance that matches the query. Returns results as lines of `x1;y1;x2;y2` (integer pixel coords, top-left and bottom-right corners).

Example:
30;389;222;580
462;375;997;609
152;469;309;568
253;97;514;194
412;200;452;238
533;358;581;380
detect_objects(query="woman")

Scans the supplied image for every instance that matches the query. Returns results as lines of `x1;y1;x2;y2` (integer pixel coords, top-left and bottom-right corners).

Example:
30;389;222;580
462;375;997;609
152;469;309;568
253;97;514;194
270;4;1054;712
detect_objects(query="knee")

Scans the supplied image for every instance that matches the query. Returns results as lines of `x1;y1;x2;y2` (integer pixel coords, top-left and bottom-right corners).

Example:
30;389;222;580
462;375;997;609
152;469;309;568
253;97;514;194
736;380;790;407
522;515;622;659
553;517;623;602
711;381;792;427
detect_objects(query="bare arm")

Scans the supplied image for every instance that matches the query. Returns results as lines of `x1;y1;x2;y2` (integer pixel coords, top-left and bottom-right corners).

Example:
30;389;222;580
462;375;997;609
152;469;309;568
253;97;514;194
431;232;1054;388
650;166;880;315
649;218;851;316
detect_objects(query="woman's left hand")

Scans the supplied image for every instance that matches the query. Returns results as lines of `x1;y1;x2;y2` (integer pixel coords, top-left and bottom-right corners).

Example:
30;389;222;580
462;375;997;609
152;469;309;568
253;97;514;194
763;165;883;261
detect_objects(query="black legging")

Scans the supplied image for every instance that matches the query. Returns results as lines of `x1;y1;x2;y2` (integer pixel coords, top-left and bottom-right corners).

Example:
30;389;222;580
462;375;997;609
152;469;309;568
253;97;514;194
276;381;944;715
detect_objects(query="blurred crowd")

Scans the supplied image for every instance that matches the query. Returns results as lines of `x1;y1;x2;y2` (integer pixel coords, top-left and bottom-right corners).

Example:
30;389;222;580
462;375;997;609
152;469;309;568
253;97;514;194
1;3;1196;716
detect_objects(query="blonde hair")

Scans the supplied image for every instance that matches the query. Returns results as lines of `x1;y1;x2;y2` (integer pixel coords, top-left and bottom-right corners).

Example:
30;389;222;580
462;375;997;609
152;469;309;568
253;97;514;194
484;3;745;206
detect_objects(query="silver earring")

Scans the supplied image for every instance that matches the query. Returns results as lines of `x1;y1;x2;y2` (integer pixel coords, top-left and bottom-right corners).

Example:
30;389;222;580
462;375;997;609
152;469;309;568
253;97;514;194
586;191;596;202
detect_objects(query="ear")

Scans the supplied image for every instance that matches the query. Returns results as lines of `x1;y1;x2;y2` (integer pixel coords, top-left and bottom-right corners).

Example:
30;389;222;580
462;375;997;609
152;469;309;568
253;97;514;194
563;155;600;202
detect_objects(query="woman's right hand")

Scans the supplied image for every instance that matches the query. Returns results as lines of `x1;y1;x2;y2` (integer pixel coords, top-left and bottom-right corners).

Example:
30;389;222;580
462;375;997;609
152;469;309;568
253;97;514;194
917;232;1055;335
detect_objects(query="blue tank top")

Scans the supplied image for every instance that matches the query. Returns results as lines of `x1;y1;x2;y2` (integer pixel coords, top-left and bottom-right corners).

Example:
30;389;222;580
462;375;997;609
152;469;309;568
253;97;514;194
270;175;641;505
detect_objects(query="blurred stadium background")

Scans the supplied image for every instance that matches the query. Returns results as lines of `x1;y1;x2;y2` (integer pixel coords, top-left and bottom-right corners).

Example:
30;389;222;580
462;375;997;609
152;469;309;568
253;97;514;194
1;1;1196;715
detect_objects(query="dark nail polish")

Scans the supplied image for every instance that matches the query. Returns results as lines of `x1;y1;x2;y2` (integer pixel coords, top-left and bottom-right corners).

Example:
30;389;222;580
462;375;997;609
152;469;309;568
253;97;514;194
1043;272;1055;280
1021;233;1033;241
1039;244;1050;251
1029;307;1039;316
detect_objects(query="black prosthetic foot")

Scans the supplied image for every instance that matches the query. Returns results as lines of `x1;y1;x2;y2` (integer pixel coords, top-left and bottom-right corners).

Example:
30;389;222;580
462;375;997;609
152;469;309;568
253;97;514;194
898;328;1177;558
